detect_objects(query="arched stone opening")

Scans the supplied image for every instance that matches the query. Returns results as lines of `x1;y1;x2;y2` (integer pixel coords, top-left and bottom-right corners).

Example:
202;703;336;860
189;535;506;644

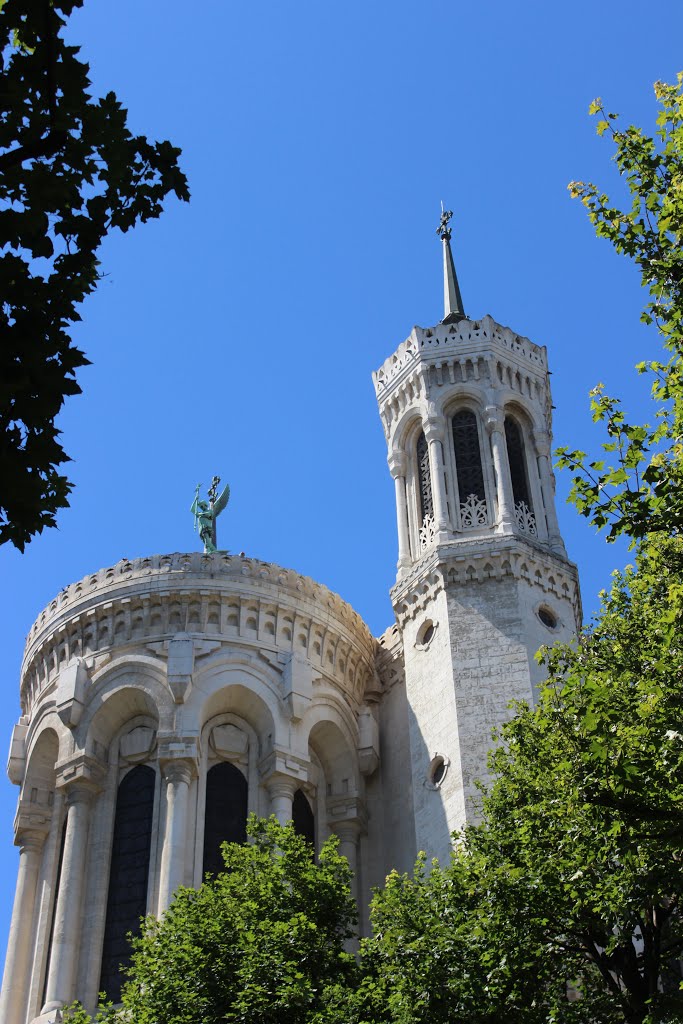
98;764;156;1003
202;761;248;879
292;788;315;848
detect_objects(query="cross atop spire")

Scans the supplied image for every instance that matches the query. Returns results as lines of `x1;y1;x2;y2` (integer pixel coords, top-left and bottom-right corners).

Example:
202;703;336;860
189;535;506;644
436;204;466;324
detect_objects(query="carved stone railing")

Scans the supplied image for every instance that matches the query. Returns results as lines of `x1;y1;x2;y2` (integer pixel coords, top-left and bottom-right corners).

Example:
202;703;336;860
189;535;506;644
459;494;488;529
514;500;537;537
418;514;436;552
373;314;547;397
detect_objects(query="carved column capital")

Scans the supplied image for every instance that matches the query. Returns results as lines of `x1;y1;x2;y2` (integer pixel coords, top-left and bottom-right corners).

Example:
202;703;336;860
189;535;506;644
423;418;445;444
326;795;368;833
64;781;99;809
55;752;105;796
532;430;551;458
160;758;197;787
14;827;48;855
265;774;298;802
331;819;363;844
259;749;312;789
14;792;53;835
387;450;407;479
157;733;200;768
484;404;505;435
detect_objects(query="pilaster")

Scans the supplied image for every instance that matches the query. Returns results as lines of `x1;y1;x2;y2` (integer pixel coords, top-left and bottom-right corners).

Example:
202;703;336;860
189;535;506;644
157;749;199;913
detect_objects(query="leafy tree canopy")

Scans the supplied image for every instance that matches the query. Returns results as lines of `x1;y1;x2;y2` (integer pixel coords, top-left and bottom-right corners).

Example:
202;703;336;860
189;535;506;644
0;0;189;550
65;816;358;1024
559;75;683;542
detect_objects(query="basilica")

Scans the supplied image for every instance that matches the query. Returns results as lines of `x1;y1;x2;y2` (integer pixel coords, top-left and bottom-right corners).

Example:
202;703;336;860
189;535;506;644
0;217;580;1022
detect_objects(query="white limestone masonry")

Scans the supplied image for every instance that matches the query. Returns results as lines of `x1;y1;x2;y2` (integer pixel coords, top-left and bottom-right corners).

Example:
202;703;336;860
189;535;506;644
1;311;581;1022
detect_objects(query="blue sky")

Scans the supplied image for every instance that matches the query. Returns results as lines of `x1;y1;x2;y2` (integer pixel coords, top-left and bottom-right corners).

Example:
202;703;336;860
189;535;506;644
1;0;682;972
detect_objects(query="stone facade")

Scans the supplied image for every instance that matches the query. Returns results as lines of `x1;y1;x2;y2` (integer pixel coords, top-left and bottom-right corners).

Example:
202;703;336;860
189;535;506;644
0;310;580;1022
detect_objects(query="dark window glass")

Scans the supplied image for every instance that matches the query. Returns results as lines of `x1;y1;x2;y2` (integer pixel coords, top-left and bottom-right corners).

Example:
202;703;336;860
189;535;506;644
452;410;485;502
538;607;558;629
416;431;433;523
202;762;248;879
292;789;315;848
99;764;155;1003
505;418;532;508
421;623;435;646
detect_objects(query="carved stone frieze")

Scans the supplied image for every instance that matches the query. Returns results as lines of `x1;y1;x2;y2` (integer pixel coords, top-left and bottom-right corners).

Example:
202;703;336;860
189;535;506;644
19;553;379;716
374;315;552;441
391;537;581;627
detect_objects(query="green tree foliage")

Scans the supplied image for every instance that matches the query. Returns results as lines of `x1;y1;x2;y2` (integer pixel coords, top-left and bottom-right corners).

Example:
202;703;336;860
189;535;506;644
0;0;189;550
71;817;357;1024
558;76;683;542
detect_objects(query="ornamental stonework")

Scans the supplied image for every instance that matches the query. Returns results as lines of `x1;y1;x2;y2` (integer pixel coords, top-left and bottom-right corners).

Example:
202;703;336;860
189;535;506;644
21;552;379;715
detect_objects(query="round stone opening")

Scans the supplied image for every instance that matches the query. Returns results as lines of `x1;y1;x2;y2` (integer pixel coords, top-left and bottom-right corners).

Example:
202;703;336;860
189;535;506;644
538;606;558;630
427;754;449;789
416;619;437;649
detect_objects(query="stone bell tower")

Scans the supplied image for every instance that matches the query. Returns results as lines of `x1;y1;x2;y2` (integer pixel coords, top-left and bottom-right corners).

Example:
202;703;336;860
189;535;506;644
373;210;581;864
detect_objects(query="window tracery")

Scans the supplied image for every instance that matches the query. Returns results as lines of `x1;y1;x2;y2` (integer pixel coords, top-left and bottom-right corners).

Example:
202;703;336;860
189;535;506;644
416;430;433;526
504;416;537;536
451;409;487;527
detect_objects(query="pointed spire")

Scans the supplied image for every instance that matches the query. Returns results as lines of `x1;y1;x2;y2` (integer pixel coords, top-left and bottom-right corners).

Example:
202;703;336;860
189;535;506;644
436;205;466;324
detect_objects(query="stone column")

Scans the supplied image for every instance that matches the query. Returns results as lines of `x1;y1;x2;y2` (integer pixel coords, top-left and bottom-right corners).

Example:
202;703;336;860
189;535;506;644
0;828;47;1024
424;419;450;536
388;451;411;573
333;821;361;901
266;775;297;825
485;406;515;533
534;431;566;553
158;758;197;914
41;783;96;1014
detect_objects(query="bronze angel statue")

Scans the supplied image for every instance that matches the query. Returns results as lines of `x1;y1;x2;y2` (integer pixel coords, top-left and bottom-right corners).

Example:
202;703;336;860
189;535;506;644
190;476;230;553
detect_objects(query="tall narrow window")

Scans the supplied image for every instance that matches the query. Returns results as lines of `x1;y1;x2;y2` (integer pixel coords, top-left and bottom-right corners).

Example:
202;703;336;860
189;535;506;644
416;431;433;524
504;417;536;535
99;764;155;1003
292;789;315;848
202;761;248;879
451;409;487;528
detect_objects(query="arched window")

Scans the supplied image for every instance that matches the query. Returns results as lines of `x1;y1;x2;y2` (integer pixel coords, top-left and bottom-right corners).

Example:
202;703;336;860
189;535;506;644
504;417;536;535
202;761;248;879
415;430;433;526
99;764;155;1003
451;409;487;528
292;788;315;848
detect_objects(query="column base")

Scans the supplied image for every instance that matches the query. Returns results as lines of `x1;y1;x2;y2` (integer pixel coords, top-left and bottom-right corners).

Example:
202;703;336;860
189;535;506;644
496;520;516;536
